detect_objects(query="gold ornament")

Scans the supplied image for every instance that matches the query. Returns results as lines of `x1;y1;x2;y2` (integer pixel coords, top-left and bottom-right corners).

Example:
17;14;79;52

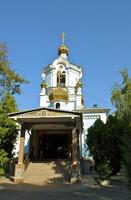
41;81;47;89
76;80;82;88
49;87;69;102
58;43;69;56
81;96;84;106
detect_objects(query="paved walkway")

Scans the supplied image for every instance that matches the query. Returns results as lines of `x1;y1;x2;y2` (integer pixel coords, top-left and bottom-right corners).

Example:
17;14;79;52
0;174;130;200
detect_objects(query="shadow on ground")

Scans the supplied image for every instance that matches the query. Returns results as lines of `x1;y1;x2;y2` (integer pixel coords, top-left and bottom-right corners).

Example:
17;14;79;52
0;174;130;200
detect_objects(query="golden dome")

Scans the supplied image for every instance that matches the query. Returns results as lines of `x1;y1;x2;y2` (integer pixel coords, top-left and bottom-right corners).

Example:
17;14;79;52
49;87;69;102
58;44;69;56
81;96;84;106
41;81;47;89
76;80;82;88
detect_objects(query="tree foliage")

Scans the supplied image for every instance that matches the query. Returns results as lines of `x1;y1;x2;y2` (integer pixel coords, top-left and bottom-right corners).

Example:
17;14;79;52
87;116;124;177
0;93;19;161
111;68;131;190
111;68;131;123
0;149;9;167
0;43;28;167
87;68;131;182
0;43;28;97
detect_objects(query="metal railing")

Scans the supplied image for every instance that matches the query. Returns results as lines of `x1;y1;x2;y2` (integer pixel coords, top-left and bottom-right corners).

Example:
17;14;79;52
24;147;34;170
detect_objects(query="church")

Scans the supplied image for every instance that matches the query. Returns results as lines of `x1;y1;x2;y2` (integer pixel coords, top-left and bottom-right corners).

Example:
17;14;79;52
9;34;109;184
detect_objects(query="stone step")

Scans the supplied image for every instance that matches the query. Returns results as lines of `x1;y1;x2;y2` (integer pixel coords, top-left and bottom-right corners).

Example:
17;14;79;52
23;161;70;183
26;166;66;170
26;165;68;169
24;172;67;176
26;167;67;171
24;176;64;180
25;169;66;174
24;178;65;184
24;173;65;177
25;170;64;174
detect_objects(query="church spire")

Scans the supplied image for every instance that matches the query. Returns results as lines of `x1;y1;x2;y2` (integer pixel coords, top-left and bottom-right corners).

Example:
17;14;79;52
58;32;69;57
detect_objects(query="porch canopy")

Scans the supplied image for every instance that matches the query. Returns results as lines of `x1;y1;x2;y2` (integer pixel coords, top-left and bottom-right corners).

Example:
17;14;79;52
9;107;82;129
9;107;83;163
9;108;83;183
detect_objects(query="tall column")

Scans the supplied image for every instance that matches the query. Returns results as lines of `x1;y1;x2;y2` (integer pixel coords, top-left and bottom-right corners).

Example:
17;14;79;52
18;126;25;164
72;127;79;163
71;126;80;183
14;125;26;183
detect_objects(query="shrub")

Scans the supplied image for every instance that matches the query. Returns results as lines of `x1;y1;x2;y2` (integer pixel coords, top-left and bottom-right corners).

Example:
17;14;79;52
96;162;111;181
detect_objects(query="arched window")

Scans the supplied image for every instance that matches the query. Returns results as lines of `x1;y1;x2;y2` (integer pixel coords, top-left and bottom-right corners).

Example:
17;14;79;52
57;70;66;86
56;103;60;109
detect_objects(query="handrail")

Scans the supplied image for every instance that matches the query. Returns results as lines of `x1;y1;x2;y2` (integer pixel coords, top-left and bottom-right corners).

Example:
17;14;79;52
24;147;34;170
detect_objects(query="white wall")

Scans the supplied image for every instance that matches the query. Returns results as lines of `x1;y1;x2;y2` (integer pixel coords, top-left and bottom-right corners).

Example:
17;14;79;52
81;112;107;158
13;128;31;158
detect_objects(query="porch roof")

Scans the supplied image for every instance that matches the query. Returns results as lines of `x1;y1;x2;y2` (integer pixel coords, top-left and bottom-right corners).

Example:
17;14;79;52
8;107;82;127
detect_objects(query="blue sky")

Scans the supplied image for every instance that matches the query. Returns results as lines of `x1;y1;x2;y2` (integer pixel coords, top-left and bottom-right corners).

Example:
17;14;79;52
0;0;131;112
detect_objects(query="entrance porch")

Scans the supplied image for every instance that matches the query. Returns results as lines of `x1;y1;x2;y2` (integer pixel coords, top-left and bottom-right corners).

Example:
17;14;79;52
9;108;82;184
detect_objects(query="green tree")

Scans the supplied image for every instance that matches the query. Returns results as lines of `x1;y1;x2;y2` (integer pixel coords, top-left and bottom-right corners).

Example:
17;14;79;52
111;68;131;123
0;43;28;168
87;119;106;166
87;116;123;177
87;119;111;179
0;43;28;97
111;68;131;190
106;116;124;175
0;93;18;160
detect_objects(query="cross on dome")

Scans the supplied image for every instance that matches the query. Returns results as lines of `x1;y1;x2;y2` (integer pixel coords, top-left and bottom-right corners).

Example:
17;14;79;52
61;32;66;44
58;32;69;56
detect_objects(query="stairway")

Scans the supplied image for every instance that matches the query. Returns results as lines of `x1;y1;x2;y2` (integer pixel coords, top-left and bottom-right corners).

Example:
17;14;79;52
24;160;71;184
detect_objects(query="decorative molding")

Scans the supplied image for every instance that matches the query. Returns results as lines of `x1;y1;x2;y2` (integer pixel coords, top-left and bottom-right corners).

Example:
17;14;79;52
76;108;110;114
10;109;77;119
83;115;100;120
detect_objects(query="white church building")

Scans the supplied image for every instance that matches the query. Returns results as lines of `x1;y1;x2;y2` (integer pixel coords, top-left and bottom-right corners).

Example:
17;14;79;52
9;34;109;183
39;35;109;158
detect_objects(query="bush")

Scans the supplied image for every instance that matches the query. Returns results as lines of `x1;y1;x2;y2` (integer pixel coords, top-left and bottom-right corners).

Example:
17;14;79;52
0;149;9;167
0;167;5;176
96;162;111;181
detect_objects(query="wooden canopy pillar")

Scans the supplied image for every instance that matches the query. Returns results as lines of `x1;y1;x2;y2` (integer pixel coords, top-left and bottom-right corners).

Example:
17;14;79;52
14;125;26;183
71;126;80;183
18;126;25;164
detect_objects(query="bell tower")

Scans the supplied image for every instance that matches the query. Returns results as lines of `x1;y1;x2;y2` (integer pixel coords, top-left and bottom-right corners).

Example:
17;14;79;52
40;34;84;110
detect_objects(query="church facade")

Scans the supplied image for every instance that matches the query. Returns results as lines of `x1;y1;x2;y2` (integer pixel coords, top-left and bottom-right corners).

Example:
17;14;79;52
39;37;109;158
9;35;109;184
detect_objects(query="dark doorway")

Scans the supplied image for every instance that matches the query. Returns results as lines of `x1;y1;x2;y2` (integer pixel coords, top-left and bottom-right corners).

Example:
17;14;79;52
39;134;70;160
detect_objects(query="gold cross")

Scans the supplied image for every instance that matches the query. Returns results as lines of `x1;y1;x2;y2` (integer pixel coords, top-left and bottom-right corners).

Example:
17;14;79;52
61;32;66;43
